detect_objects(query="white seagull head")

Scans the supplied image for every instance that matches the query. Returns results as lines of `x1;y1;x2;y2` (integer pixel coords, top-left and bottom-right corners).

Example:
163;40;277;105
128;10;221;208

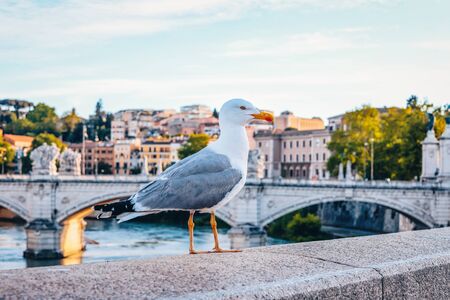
219;99;274;127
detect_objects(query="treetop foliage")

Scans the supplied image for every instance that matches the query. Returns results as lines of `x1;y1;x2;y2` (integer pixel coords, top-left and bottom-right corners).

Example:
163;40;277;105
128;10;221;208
327;96;448;180
178;133;210;159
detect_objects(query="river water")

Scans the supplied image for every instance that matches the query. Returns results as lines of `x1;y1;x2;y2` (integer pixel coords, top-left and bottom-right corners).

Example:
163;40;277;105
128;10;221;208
0;220;286;270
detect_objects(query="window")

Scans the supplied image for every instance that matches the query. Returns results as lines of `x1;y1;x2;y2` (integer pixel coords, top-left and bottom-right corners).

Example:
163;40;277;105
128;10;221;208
316;169;319;176
290;141;293;149
289;154;292;162
264;169;268;178
302;154;305;162
323;153;326;161
283;155;286;162
309;154;312;162
258;142;262;148
302;169;306;177
296;154;299;162
323;169;326;177
296;169;300;177
296;141;299;148
302;141;306;147
309;140;312;147
283;142;286;148
316;153;319;161
124;163;128;169
323;138;326;144
289;169;294;177
265;155;269;162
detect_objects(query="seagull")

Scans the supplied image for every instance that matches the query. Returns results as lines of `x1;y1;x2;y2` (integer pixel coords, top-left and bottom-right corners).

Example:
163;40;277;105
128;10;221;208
94;99;274;254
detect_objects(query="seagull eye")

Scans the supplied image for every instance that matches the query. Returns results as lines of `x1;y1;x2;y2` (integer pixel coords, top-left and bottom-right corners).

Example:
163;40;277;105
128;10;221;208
240;106;246;110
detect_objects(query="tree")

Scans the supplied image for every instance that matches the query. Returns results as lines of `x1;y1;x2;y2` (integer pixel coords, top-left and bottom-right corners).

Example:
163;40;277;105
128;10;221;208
178;134;210;159
61;108;83;143
5;116;36;135
31;133;66;151
0;136;15;174
327;97;445;181
212;108;219;119
87;99;112;141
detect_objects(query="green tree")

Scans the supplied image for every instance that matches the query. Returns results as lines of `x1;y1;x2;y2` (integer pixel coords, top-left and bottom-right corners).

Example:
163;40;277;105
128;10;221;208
87;99;112;141
327;106;382;177
327;97;445;181
0;136;15;174
31;133;66;151
178;134;210;159
61;108;83;143
287;213;322;239
5;116;36;135
212;108;219;119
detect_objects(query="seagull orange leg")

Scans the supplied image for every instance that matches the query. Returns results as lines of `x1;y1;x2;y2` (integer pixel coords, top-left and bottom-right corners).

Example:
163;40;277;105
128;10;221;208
188;211;209;255
210;211;242;253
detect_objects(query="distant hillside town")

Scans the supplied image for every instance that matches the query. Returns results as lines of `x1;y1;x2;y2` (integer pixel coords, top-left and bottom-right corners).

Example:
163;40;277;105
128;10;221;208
0;96;447;181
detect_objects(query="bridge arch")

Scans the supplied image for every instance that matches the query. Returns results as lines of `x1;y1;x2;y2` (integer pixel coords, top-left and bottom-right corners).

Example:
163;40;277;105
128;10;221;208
260;196;435;229
0;196;30;222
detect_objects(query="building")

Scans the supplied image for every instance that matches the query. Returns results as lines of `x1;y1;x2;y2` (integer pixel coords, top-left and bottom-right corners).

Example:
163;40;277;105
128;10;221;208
69;141;115;175
327;114;345;132
180;105;212;119
275;111;324;132
255;129;331;180
113;139;141;175
3;134;34;156
111;109;155;141
140;141;181;175
2;134;34;174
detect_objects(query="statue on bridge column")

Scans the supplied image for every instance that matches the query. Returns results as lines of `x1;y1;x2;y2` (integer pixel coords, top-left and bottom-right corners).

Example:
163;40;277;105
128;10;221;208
30;143;60;176
59;149;81;176
247;149;264;179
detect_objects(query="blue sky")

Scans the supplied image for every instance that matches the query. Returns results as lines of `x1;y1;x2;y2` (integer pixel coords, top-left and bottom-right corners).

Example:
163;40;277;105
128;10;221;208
1;0;449;120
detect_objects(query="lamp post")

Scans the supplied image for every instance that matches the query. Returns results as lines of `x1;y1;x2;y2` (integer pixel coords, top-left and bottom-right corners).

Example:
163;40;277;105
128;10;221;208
370;138;375;181
364;142;369;180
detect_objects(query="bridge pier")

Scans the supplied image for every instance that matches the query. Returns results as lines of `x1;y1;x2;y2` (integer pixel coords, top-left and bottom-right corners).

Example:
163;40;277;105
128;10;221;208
23;219;64;259
228;225;267;249
23;218;86;260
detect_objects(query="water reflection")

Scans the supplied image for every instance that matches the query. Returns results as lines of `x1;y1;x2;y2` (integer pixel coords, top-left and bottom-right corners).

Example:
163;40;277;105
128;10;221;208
1;219;263;270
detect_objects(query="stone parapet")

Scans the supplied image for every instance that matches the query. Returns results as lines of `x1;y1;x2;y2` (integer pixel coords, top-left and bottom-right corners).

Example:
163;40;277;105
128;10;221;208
1;228;449;299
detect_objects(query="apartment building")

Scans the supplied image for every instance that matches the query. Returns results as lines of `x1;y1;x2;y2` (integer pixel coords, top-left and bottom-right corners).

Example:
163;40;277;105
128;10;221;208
69;141;115;175
113;139;141;175
140;141;181;175
255;129;331;180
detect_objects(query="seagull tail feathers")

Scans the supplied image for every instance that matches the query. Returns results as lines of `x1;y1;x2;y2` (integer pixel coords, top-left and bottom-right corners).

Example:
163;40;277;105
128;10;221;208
93;199;135;220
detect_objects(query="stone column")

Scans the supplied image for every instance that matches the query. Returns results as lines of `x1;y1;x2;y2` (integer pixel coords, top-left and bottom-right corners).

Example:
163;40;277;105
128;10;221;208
338;163;344;181
23;219;63;259
421;129;439;180
439;118;450;180
345;160;352;181
228;225;267;249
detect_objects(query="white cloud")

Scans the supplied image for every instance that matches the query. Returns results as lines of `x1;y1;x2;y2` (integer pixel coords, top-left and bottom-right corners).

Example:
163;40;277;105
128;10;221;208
223;30;377;57
415;40;450;50
0;0;395;48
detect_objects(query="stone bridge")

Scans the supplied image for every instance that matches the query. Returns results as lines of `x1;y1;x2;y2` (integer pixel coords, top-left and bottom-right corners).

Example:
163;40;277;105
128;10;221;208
0;174;449;259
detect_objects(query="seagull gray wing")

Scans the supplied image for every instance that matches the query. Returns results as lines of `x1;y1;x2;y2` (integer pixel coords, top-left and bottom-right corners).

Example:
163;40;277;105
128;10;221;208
131;149;242;211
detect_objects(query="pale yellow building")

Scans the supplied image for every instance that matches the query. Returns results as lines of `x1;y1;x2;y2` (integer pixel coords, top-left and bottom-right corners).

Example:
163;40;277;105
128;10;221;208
275;111;324;132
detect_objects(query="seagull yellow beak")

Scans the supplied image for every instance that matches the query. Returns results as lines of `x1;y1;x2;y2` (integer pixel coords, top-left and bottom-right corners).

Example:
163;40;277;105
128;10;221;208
251;111;274;123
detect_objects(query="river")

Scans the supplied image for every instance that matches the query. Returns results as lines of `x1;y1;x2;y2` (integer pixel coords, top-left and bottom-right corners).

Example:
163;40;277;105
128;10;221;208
0;219;286;270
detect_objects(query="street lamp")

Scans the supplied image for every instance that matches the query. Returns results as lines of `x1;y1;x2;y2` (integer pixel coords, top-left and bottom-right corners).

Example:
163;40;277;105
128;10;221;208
364;142;369;180
370;138;375;181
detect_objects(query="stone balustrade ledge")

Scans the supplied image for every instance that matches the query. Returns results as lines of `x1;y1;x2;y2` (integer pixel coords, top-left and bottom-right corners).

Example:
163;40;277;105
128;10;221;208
1;227;449;299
